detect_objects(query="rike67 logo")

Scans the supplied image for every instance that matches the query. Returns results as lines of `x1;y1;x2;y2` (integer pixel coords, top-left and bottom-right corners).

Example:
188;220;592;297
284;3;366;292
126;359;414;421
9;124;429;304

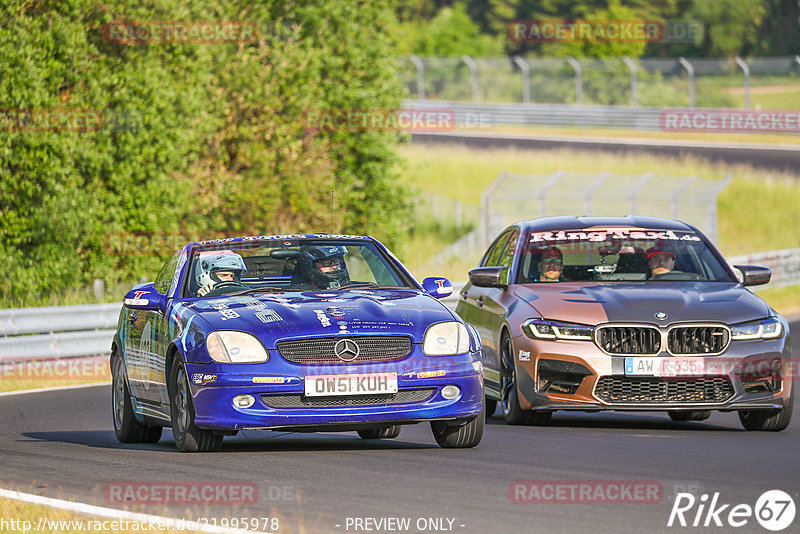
668;490;795;531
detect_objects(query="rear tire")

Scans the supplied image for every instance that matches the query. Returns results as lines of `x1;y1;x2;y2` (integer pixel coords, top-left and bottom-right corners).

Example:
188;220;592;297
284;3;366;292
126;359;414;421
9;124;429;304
112;351;162;444
739;386;794;431
169;358;223;452
357;425;401;439
668;410;711;422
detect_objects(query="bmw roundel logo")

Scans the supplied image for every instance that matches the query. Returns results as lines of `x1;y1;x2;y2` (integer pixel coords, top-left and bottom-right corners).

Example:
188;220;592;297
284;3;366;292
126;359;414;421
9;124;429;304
654;312;668;320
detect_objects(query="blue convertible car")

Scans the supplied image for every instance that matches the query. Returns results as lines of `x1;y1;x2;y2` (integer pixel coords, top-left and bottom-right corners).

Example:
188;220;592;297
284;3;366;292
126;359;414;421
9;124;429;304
112;234;484;451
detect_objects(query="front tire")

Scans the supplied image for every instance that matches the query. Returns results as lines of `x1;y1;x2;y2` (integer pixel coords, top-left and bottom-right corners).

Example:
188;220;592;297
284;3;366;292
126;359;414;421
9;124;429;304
430;404;484;448
111;352;162;444
357;425;401;439
739;387;794;431
169;358;223;452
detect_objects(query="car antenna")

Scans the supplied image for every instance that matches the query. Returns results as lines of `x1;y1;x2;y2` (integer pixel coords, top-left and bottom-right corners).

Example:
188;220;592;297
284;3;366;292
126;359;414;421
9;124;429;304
330;190;334;233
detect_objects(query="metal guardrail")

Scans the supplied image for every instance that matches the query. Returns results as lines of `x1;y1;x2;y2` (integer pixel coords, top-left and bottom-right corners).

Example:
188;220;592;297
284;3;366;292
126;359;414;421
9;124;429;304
406;99;668;130
0;303;121;335
0;303;121;362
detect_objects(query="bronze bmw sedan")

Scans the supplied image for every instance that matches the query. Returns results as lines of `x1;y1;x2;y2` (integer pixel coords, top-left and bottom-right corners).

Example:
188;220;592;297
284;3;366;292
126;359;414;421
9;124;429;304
457;216;793;431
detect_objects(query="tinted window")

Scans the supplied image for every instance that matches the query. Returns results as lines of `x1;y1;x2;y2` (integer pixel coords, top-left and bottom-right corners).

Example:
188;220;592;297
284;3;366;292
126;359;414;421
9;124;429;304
497;229;519;284
481;230;513;267
153;251;181;294
519;227;734;283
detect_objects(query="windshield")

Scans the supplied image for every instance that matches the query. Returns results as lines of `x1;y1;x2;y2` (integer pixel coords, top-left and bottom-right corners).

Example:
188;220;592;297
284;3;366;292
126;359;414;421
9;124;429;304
185;239;412;297
518;227;735;283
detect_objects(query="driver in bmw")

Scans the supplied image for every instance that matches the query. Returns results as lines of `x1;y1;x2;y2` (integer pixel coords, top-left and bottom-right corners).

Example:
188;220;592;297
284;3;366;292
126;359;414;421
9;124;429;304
196;252;248;297
646;246;675;278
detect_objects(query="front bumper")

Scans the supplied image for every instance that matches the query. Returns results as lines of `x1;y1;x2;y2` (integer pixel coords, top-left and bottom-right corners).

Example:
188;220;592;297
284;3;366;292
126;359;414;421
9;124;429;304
512;333;793;412
185;352;484;430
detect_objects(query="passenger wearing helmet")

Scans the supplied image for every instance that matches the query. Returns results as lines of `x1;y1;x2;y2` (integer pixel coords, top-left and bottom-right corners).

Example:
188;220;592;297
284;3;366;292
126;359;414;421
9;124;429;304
195;252;248;297
298;245;350;289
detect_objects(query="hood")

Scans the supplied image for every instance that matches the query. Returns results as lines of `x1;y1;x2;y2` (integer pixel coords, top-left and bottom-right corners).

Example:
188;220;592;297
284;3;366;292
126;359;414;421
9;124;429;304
513;282;772;326
183;289;454;347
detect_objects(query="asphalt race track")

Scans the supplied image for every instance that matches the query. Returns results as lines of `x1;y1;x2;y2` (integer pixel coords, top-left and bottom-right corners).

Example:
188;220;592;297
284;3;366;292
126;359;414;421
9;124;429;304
1;320;798;534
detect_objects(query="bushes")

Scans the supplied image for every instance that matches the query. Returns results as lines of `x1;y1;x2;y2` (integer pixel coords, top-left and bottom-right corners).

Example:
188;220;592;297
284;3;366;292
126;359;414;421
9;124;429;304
0;0;410;306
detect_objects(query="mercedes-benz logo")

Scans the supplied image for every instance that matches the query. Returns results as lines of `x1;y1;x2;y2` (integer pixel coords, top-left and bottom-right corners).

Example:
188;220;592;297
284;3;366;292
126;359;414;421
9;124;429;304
655;312;668;320
333;338;360;362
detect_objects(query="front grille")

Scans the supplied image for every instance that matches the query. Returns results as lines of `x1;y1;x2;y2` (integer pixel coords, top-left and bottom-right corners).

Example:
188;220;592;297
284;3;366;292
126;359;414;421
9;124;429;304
595;326;661;355
277;336;412;364
668;326;730;355
594;376;733;404
260;388;436;408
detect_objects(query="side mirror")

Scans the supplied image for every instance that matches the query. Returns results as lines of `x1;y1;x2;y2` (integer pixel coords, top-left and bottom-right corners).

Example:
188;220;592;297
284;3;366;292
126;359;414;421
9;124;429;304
468;266;507;288
422;277;454;299
124;284;165;311
734;265;771;287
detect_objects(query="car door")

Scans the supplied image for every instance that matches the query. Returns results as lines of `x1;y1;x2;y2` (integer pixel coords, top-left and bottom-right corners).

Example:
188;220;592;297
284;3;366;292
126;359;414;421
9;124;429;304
458;229;516;395
124;251;181;405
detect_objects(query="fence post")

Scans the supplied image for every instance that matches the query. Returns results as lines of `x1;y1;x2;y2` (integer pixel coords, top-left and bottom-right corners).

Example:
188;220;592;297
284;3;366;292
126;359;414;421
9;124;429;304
584;173;611;216
670;177;696;219
512;56;530;103
538;171;565;218
707;174;733;244
481;171;509;248
566;57;582;104
629;173;654;214
461;55;479;102
735;57;750;109
409;55;425;100
678;57;695;108
622;57;638;107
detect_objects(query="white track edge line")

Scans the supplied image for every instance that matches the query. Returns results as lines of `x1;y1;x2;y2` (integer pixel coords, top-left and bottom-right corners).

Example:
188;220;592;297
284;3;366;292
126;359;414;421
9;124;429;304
0;382;110;397
0;488;267;534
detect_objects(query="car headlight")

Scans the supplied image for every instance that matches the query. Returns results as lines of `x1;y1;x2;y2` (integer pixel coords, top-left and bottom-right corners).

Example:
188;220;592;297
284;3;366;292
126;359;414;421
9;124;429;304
522;319;593;341
730;318;783;340
206;331;269;363
423;322;470;356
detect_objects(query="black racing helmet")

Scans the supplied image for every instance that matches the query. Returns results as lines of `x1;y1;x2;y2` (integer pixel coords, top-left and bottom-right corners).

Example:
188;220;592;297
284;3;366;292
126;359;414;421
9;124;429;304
299;245;349;288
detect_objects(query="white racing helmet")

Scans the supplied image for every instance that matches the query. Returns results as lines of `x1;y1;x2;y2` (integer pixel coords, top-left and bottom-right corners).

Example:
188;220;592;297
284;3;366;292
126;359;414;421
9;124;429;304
195;251;247;288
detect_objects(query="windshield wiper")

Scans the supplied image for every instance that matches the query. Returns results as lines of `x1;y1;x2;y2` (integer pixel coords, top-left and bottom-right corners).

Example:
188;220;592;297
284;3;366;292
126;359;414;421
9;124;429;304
337;283;406;290
226;287;287;296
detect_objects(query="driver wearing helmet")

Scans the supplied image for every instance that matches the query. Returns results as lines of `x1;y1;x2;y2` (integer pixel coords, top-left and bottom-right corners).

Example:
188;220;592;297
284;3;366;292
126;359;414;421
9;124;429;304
298;245;350;289
195;252;248;297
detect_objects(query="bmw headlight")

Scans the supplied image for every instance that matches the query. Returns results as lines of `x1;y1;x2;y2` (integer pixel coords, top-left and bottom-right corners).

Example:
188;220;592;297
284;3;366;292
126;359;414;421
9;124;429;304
730;318;783;340
522;319;593;341
423;322;470;356
206;331;269;363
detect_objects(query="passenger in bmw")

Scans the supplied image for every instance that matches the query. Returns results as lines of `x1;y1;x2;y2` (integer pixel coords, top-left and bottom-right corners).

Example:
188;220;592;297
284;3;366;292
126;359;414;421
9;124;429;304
298;245;351;289
536;246;564;282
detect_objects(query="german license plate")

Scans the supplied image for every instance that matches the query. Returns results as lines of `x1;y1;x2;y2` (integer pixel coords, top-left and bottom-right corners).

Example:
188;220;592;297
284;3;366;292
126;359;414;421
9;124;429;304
625;357;705;377
304;373;398;397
